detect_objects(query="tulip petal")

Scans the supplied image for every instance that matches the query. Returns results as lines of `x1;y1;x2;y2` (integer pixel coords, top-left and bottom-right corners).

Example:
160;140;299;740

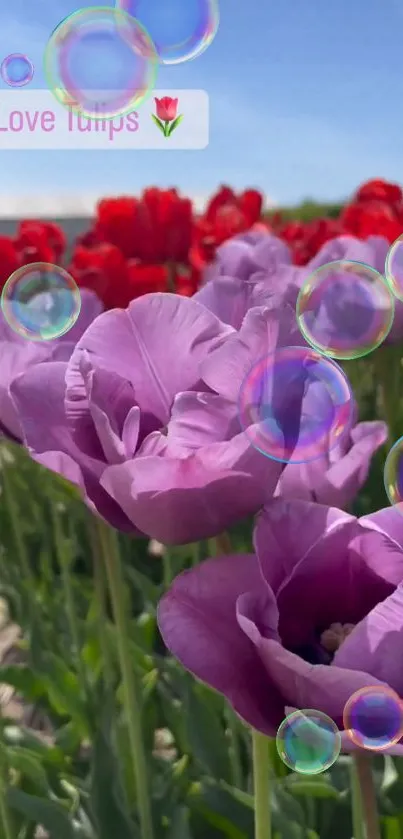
257;638;390;726
166;391;238;454
254;499;356;593
201;305;299;402
158;554;283;734
101;428;282;544
332;583;403;695
65;293;234;436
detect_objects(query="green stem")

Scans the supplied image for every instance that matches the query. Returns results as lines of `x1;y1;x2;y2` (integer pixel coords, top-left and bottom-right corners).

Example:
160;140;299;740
166;261;176;292
50;506;87;691
190;542;203;567
214;532;233;555
350;757;365;839
1;456;35;590
212;533;244;787
0;717;14;839
353;752;381;839
96;520;154;839
252;729;272;839
162;548;173;589
225;707;243;789
372;345;403;445
88;519;114;691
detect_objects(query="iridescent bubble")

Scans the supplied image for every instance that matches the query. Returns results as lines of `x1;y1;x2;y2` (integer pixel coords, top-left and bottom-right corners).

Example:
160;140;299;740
276;710;341;774
384;437;403;515
386;235;403;301
117;0;219;64
44;6;158;119
343;686;403;751
296;260;394;360
237;346;354;464
1;263;81;341
0;54;34;87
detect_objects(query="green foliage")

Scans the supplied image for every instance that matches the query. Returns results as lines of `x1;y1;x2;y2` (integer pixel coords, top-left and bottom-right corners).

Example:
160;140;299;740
0;343;402;839
266;199;343;223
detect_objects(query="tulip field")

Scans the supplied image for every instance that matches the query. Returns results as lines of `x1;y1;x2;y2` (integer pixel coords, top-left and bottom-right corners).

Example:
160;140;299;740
2;177;403;839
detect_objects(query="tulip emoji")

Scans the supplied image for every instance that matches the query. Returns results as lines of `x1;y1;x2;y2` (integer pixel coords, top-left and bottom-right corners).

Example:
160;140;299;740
152;96;184;138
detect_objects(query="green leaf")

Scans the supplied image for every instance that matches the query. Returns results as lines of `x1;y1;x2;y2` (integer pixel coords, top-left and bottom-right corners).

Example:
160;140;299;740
167;806;193;839
384;817;403;839
90;709;137;839
151;114;166;135
284;774;340;800
189;780;253;839
271;783;306;838
40;653;89;736
0;665;46;702
55;721;83;756
7;788;76;839
183;683;231;781
3;725;66;769
167;115;184;135
7;746;50;794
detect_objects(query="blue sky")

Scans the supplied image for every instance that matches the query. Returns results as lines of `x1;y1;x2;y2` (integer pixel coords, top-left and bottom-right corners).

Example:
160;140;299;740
0;0;402;205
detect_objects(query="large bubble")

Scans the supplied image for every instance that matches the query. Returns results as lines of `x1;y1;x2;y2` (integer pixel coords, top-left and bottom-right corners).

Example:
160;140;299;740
237;346;354;464
343;686;403;751
1;263;81;341
44;6;158;119
117;0;219;64
276;710;341;774
296;260;394;360
386;235;403;302
384;436;403;515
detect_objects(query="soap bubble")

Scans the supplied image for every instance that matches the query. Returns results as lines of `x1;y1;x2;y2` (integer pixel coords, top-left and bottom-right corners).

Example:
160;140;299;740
117;0;219;64
386;235;403;301
343;686;403;751
237;346;354;464
384;437;403;515
1;263;81;341
1;54;34;87
276;709;341;774
44;6;158;119
296;260;394;360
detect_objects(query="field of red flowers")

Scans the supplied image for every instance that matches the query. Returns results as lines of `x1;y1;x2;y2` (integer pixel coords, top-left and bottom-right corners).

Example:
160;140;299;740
1;177;402;309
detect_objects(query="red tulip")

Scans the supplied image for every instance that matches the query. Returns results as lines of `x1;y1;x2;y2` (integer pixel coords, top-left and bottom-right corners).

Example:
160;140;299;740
96;197;138;259
68;243;131;308
154;97;178;122
17;220;66;263
15;222;55;265
127;262;169;298
341;201;403;243
354;178;402;208
94;189;194;264
0;236;19;288
238;189;263;225
190;185;265;275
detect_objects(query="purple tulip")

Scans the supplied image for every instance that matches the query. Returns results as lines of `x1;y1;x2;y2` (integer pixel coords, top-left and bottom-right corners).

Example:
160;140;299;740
196;233;402;349
10;293;290;541
304;234;403;344
276;420;387;509
0;289;103;441
158;499;403;752
194;233;300;329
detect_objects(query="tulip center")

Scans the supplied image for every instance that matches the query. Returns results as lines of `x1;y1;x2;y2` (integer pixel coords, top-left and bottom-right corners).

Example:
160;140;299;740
320;622;355;653
289;622;357;665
